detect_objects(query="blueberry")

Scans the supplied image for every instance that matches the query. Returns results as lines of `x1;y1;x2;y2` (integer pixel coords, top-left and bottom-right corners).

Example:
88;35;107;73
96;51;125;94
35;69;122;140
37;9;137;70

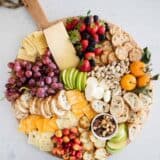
104;22;110;32
86;46;95;52
99;34;106;41
89;59;96;67
76;51;84;59
81;31;90;40
89;41;96;48
93;15;99;22
84;16;91;25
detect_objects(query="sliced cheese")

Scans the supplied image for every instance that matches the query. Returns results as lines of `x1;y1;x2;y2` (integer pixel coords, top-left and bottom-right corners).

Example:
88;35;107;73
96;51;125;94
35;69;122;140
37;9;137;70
43;22;79;70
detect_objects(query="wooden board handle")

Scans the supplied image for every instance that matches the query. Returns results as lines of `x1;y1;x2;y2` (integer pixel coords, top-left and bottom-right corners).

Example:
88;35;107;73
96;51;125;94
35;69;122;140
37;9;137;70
23;0;49;29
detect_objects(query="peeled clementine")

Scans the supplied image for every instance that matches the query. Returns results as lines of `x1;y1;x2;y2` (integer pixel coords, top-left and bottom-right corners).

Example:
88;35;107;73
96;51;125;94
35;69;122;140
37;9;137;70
120;74;137;91
130;61;146;77
137;74;150;87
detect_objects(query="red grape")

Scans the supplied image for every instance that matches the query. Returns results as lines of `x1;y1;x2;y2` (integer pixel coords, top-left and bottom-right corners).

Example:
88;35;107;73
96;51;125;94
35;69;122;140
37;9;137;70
5;49;63;102
7;62;14;69
45;76;52;84
36;87;45;98
25;70;32;78
13;63;21;72
32;65;39;72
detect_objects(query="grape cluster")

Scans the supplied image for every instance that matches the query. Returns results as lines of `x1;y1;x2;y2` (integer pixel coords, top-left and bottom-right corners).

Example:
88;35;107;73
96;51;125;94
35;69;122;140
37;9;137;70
5;50;63;102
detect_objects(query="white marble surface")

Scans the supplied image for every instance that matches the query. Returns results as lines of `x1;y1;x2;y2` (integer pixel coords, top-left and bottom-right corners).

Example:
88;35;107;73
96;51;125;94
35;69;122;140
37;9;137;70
0;0;160;160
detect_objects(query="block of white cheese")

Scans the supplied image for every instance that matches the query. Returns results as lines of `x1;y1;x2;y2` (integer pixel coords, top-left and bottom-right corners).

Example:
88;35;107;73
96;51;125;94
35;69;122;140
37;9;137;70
43;22;79;70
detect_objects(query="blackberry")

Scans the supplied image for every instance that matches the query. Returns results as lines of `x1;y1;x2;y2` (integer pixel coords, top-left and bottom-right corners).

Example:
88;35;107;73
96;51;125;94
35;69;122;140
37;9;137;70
76;51;84;59
93;15;99;23
81;31;90;40
86;46;95;52
99;34;106;41
89;59;96;67
89;41;96;48
104;22;110;32
84;16;91;25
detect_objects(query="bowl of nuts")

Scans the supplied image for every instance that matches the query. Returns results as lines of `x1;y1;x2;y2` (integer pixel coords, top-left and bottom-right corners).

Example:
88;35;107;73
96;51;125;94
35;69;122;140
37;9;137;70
91;113;118;141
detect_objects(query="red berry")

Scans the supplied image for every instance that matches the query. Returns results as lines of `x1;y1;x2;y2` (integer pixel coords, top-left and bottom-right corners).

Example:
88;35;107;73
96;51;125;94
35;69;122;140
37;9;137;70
71;150;76;156
98;25;106;34
63;136;70;143
66;18;79;30
52;148;58;155
72;144;81;151
70;127;78;134
62;128;70;136
69;156;76;160
79;23;86;32
79;59;91;72
94;48;103;55
81;40;89;50
93;34;99;42
69;133;76;140
76;151;83;159
85;52;95;60
90;26;98;35
56;137;63;145
74;138;81;145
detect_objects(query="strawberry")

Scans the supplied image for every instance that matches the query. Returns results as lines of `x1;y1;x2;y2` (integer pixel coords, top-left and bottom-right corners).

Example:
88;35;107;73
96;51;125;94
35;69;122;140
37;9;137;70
79;23;86;32
87;25;98;35
66;18;79;30
93;34;99;42
81;39;89;50
98;25;106;34
94;47;103;55
79;59;91;72
85;52;95;60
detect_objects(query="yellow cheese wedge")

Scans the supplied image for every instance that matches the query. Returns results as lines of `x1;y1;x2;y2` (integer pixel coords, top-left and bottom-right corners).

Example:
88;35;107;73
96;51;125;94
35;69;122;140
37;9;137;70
43;22;79;70
17;48;36;62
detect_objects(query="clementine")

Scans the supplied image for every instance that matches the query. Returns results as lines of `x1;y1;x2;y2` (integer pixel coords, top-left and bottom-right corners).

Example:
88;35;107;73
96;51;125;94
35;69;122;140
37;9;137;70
120;74;137;91
130;61;146;77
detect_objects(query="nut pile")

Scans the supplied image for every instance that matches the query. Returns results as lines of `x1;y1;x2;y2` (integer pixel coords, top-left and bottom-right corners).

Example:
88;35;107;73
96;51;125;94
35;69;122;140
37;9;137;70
88;59;130;96
93;114;116;137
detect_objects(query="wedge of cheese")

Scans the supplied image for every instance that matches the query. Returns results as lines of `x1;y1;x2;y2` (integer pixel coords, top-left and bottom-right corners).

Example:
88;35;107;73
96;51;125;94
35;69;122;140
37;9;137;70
43;22;79;70
17;31;48;62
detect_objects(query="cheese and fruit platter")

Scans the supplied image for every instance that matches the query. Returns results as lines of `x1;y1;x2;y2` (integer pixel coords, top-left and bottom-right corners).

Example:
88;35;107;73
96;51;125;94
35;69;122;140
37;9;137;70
4;0;159;160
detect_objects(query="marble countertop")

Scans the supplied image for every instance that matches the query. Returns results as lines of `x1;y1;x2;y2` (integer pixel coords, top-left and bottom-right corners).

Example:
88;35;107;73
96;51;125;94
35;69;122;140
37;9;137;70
0;0;160;160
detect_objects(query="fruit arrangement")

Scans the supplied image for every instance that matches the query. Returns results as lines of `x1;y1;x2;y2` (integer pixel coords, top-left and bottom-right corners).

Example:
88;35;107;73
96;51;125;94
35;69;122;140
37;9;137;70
4;12;159;160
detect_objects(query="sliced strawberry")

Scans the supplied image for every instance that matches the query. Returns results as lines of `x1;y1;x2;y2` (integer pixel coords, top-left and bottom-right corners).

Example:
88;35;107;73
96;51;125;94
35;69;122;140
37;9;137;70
94;47;103;55
85;52;95;60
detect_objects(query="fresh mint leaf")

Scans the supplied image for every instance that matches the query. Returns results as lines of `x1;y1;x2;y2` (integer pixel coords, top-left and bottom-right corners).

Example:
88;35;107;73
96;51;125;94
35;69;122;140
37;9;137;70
87;10;91;16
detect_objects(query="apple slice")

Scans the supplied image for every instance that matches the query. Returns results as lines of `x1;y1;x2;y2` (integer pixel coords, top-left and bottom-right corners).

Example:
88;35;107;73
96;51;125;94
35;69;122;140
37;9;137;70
73;69;79;88
68;68;76;89
62;69;67;86
81;72;87;91
107;140;127;150
106;145;122;154
65;68;73;89
110;123;128;143
76;72;84;91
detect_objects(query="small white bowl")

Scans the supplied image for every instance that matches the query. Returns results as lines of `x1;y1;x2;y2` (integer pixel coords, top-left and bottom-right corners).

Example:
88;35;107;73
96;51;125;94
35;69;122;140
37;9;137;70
91;113;118;141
